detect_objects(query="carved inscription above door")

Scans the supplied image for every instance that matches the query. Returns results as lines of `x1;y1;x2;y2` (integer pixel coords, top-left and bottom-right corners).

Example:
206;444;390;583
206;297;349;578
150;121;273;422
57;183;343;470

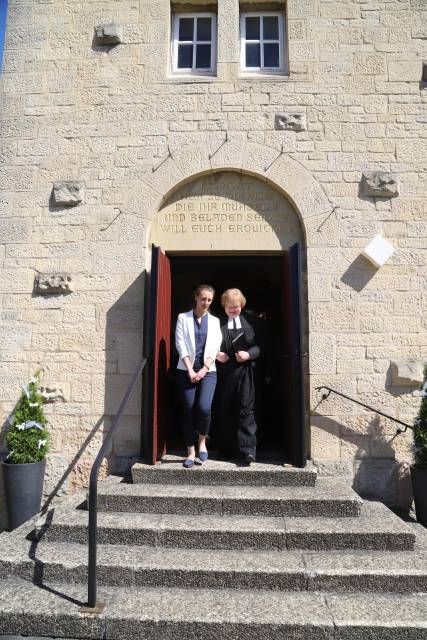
151;172;302;251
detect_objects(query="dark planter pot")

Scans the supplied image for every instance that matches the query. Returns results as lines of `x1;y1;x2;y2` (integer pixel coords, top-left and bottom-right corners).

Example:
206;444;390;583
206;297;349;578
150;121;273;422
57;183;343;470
1;459;46;531
411;465;427;528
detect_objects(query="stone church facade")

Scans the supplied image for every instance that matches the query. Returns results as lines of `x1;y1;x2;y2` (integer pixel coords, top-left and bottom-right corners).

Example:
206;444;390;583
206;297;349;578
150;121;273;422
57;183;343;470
0;0;426;528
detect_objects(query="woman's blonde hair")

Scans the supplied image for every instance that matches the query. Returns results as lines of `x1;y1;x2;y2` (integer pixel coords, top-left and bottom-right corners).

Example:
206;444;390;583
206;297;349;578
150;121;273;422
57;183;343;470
221;288;246;308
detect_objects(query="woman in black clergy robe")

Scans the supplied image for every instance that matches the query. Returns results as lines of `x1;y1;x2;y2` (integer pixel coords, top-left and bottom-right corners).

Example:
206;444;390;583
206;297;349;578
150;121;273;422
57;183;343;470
216;288;260;464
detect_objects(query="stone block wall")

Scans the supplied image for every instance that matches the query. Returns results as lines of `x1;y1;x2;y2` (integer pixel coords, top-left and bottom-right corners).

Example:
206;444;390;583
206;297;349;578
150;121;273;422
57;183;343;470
0;0;426;519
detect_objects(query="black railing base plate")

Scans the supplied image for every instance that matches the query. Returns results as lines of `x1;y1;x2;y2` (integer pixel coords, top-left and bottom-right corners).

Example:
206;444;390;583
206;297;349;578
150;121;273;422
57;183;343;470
78;602;106;614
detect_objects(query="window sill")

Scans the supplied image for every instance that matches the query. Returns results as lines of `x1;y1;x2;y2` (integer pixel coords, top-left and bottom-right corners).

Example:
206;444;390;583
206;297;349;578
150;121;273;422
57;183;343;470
168;73;217;82
238;71;289;81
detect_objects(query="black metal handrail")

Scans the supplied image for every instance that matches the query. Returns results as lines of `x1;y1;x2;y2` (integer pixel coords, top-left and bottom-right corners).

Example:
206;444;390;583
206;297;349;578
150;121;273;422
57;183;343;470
84;358;147;611
316;385;413;434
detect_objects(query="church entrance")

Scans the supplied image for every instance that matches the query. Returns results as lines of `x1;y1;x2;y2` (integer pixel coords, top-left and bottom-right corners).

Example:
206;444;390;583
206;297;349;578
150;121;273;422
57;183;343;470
169;254;285;455
143;171;308;467
143;246;307;468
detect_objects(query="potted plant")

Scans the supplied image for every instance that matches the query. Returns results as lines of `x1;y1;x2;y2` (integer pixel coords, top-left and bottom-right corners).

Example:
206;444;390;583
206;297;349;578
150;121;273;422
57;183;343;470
411;364;427;527
1;371;49;530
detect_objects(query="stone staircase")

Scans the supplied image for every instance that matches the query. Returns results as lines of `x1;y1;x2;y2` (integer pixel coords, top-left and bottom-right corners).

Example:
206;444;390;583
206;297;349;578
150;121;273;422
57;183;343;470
0;456;427;639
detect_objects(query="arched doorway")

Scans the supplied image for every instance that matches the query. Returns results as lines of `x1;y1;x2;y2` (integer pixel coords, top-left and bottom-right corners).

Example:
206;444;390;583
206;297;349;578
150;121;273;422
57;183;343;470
144;171;308;467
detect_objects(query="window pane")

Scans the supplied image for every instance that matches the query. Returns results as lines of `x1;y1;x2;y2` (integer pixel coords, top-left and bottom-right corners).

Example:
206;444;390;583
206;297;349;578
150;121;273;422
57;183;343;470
245;17;260;40
179;18;194;41
263;43;280;67
196;44;211;68
197;17;211;41
263;16;279;40
246;42;260;68
178;44;193;68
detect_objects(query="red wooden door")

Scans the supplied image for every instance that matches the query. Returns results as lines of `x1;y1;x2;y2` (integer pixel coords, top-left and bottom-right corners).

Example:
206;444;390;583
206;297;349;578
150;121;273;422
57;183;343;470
283;243;307;467
147;245;171;464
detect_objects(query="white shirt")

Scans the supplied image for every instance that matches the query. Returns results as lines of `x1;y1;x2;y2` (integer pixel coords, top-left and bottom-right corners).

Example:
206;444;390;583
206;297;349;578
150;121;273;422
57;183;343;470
175;310;222;372
227;316;242;329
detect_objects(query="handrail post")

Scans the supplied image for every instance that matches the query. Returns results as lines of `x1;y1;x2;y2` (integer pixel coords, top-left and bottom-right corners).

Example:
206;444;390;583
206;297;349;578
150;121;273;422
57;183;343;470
79;358;147;613
88;469;98;608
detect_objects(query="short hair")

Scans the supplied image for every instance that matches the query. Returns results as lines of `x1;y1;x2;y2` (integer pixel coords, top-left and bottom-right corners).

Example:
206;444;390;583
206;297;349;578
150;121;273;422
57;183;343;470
221;288;246;308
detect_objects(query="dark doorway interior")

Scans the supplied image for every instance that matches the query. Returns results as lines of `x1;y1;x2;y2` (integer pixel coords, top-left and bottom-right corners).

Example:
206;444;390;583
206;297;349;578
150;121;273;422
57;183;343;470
168;254;286;455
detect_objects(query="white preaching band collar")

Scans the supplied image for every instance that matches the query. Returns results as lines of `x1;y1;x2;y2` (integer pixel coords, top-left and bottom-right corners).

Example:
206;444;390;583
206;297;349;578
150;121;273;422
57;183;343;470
228;316;242;329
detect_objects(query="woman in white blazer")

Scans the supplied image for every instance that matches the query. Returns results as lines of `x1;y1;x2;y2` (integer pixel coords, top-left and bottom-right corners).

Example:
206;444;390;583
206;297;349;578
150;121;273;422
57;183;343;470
175;284;222;468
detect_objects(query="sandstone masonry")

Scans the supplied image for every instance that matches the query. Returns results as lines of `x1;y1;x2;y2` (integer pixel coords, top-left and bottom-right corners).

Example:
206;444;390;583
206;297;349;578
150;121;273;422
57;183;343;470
0;0;426;528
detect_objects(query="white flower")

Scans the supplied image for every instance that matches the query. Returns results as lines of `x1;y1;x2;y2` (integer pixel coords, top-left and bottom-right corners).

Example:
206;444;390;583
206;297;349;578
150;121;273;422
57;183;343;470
29;402;39;408
16;423;26;431
37;439;47;450
29;376;38;385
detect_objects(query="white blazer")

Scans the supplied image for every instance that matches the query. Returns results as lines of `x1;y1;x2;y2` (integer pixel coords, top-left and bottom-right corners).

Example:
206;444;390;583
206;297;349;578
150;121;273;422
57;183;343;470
175;310;222;372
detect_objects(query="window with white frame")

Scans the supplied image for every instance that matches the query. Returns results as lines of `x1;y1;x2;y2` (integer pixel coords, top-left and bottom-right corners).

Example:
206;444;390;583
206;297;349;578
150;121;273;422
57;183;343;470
172;13;217;74
240;12;286;73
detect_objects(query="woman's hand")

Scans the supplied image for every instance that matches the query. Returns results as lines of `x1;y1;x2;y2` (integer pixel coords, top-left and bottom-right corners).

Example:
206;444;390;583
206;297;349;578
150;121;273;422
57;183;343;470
236;350;250;363
187;368;198;383
216;351;229;363
194;366;208;382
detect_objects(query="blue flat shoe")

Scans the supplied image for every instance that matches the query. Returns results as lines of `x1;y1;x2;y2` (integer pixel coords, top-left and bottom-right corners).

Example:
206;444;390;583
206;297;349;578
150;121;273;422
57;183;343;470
183;458;194;469
198;451;208;462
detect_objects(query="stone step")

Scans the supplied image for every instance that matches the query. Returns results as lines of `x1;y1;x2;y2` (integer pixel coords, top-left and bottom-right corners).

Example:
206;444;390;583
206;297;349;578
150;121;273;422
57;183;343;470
1;539;427;593
95;477;362;518
1;578;427;639
38;501;415;551
131;456;317;486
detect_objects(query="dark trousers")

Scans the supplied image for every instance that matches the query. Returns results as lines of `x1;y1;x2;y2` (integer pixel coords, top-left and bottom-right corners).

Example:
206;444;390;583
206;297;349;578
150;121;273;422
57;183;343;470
219;363;257;458
176;370;217;448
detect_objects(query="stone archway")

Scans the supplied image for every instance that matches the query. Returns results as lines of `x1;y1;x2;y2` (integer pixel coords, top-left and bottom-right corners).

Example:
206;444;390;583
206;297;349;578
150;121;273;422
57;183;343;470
150;171;303;252
124;140;333;465
123;139;331;237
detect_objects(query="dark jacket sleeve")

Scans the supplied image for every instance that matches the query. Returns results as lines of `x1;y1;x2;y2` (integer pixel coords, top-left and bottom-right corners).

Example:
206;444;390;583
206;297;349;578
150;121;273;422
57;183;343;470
242;314;261;361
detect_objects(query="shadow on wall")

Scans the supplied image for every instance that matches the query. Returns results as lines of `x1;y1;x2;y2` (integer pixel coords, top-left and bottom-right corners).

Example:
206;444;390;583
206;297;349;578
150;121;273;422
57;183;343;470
103;272;146;477
0;272;146;530
312;411;413;512
340;254;377;293
0;462;5;532
1;409;13;530
43;271;146;494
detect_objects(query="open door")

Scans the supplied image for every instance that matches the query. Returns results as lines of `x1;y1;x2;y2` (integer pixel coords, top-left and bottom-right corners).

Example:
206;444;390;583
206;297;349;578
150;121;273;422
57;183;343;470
146;245;171;464
283;243;307;467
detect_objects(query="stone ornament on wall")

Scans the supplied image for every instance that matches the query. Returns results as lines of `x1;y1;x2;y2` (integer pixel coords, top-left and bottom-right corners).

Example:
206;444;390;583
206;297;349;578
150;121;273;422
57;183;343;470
361;172;399;198
391;361;424;387
275;112;307;131
94;23;123;45
52;181;84;207
34;273;73;296
39;386;68;404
